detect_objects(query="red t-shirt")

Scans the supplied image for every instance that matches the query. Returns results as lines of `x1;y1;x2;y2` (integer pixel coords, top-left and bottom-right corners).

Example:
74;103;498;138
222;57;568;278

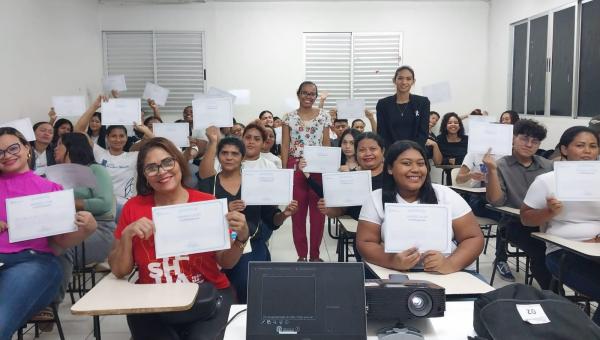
115;188;230;289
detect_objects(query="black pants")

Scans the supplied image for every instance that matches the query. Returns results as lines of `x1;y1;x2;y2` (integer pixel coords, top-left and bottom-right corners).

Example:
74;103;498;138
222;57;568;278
127;286;235;340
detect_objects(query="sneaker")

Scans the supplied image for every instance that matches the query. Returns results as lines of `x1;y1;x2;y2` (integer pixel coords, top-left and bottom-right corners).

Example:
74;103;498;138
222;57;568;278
309;258;324;262
297;257;307;262
496;261;515;282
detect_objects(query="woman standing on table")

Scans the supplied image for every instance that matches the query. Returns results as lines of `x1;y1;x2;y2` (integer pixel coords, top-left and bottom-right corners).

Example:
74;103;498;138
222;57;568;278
376;66;430;150
280;81;331;262
109;137;248;340
356;140;483;273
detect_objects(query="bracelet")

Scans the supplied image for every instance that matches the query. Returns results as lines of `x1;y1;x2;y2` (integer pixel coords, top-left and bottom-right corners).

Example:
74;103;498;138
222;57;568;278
234;237;248;249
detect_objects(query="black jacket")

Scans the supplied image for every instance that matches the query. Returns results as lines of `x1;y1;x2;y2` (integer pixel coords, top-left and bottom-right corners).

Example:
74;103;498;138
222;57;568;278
29;141;56;171
376;93;430;150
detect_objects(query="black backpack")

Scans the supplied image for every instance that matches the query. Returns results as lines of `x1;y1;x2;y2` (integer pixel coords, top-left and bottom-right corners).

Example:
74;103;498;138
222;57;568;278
471;283;600;340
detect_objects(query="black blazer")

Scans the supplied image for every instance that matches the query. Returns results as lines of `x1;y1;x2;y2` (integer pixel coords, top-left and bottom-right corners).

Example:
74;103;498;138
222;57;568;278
375;93;430;150
29;141;56;171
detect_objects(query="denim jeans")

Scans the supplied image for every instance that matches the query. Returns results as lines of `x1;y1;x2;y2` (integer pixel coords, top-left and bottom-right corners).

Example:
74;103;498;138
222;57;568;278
0;250;63;340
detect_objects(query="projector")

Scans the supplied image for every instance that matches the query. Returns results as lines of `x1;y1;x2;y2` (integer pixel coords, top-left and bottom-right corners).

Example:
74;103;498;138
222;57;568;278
365;277;446;321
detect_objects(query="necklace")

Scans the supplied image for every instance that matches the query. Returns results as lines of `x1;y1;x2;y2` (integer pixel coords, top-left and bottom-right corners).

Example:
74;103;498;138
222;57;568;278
397;102;410;117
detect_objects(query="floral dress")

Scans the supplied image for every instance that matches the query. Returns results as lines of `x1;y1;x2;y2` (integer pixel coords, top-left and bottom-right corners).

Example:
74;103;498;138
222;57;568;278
282;109;332;158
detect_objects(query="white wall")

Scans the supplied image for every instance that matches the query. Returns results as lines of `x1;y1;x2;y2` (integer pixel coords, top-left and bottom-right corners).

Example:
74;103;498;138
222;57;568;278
0;0;103;124
99;1;490;124
487;0;588;149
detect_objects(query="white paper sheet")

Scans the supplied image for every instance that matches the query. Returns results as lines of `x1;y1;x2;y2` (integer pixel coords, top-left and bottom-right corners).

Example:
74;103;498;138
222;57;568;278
152;123;190;148
302;146;341;173
555;161;600;201
383;204;453;253
101;98;141;126
192;97;234;128
467;121;513;156
45;164;97;189
207;87;237;101
102;75;127;92
274;126;282;145
52;96;87;117
241;169;293;205
0;118;36;141
152;199;230;259
142;82;170;107
228;89;251;105
322;170;372;207
336;99;365;120
7;189;77;243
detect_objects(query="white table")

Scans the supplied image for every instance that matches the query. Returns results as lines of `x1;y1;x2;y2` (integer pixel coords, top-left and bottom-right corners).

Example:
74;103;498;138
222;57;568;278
532;232;600;259
223;302;477;340
485;204;520;218
450;185;486;195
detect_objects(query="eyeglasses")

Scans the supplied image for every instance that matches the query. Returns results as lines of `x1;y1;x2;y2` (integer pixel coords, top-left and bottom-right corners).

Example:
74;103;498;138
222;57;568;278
517;135;541;146
0;143;21;159
143;157;176;177
300;91;317;98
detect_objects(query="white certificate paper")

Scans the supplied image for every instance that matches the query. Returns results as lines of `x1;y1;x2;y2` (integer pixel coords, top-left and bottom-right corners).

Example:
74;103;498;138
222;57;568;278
102;75;127;92
0;118;36;141
142;82;170;107
323;171;372;207
101;98;141;126
45;164;97;190
336;99;365;120
7;189;77;243
152;123;190;148
467;121;513;156
383;204;452;253
241;169;293;205
303;146;341;173
555;161;600;201
52;96;87;117
152;199;230;259
192;97;234;128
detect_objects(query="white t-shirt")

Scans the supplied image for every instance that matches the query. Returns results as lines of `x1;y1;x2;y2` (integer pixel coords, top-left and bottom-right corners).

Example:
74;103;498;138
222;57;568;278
359;184;474;270
34;149;48;176
523;171;600;254
260;152;282;169
459;152;484;188
93;144;138;205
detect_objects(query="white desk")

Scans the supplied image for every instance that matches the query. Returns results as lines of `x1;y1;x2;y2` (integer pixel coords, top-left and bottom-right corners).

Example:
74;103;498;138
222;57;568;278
450;185;486;195
365;262;493;298
485;204;520;218
224;302;477;340
532;232;600;259
339;216;358;233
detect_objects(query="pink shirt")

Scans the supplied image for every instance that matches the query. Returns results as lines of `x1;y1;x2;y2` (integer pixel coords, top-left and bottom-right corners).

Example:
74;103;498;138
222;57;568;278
0;171;63;254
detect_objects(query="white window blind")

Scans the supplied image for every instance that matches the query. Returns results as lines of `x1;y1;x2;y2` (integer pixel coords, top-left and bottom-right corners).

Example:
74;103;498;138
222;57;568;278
304;32;402;110
103;31;206;117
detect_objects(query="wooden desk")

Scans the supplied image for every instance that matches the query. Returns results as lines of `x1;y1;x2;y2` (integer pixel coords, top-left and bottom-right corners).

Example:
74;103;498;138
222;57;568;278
364;262;493;299
485;204;520;218
450;185;486;195
531;232;600;260
71;273;199;339
224;302;477;340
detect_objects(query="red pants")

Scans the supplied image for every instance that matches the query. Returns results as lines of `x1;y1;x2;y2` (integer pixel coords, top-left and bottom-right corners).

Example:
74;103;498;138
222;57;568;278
287;158;325;259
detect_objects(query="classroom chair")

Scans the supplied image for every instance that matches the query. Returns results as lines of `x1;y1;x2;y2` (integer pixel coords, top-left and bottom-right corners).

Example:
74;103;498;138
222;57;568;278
17;304;65;340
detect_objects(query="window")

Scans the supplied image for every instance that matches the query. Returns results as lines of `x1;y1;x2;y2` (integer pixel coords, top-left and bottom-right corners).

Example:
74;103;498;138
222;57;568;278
304;32;403;110
103;31;205;116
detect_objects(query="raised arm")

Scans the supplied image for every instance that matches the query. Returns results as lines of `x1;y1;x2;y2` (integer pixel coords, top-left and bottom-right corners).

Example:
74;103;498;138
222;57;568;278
74;95;103;133
48;108;57;126
198;126;219;179
365;109;377;132
484;152;506;206
147;99;162;121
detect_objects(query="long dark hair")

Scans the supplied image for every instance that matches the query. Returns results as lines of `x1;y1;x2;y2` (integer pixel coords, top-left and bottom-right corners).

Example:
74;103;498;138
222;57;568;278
0;127;32;172
340;128;360;165
87;112;107;148
439;112;465;138
558;126;599;160
59;133;95;166
136;137;190;196
382;140;438;209
52;118;74;144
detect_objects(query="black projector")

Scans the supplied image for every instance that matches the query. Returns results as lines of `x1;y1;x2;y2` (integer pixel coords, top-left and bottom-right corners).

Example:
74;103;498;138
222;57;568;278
365;278;446;321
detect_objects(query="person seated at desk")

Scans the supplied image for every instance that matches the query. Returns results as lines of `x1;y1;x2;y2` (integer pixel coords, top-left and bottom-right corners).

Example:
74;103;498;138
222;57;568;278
436;112;468;166
109;137;249;340
521;126;600;325
356;140;483;274
0;127;97;339
484;119;553;287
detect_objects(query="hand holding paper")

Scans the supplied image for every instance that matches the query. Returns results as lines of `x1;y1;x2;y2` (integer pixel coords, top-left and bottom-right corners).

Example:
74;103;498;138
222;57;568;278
467;121;513;156
192;97;234;128
554;161;600;201
103;75;127;92
52;96;87;117
143;82;170;107
322;171;372;207
302;146;341;173
241;169;293;205
336;99;366;120
101;98;141;126
152;123;190;147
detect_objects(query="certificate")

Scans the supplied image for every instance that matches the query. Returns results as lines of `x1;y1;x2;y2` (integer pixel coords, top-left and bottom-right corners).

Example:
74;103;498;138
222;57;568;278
322;171;372;207
7;189;77;243
52;96;87;117
274;126;282;145
383;204;452;253
152;123;190;147
101;98;141;126
303;146;341;173
152;199;230;259
336;99;365;120
142;82;170;107
192;97;234;127
467;121;513;156
555;161;600;201
45;164;97;190
241;169;293;205
102;74;127;92
0;118;35;141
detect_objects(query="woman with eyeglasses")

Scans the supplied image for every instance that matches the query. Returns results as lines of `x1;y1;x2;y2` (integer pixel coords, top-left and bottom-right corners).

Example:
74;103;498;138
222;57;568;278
0;127;97;339
281;81;331;262
109;137;248;339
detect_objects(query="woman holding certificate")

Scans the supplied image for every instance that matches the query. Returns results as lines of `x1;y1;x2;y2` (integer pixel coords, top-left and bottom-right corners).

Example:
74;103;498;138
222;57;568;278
109;137;249;340
521;126;600;325
357;140;483;274
0;127;97;339
281;81;331;262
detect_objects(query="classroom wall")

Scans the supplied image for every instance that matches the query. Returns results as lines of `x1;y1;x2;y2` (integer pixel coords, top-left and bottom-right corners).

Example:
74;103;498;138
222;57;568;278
0;0;103;124
487;0;588;150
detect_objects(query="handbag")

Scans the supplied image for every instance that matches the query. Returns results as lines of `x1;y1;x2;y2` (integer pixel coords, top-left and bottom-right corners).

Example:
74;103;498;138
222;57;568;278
159;282;223;325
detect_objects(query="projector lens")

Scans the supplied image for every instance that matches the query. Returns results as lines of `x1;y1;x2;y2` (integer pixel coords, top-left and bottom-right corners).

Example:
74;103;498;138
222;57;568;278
407;291;432;317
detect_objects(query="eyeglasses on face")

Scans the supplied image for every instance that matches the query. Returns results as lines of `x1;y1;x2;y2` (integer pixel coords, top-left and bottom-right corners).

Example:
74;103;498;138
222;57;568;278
517;135;541;146
0;143;21;159
300;91;317;98
143;157;176;177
